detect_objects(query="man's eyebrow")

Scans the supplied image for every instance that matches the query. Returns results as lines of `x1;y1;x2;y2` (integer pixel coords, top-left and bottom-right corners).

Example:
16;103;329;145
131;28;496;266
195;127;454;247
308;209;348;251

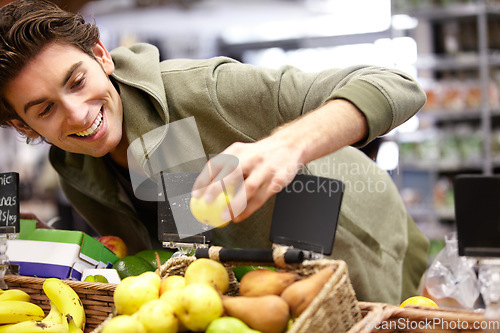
23;61;83;113
62;61;83;87
24;97;47;113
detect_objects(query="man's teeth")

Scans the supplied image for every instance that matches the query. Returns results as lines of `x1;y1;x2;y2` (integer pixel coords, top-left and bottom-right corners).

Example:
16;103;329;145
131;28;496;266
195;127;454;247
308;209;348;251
75;112;103;137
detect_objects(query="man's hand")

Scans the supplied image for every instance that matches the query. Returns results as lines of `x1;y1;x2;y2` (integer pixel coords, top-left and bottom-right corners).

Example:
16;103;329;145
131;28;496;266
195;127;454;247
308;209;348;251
191;98;368;223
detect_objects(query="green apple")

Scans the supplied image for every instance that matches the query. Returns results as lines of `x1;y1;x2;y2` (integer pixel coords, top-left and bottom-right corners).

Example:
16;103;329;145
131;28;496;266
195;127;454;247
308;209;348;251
184;258;229;294
133;299;177;333
206;317;261;333
114;271;161;315
176;284;224;332
190;185;234;228
101;315;146;333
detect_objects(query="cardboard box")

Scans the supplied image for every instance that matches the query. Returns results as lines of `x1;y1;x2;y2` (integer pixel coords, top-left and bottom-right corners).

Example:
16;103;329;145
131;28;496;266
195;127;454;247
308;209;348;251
6;219;119;280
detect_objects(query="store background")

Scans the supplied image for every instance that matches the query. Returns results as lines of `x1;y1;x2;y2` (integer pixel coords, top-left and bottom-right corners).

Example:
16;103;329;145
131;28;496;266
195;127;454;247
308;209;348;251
0;0;495;261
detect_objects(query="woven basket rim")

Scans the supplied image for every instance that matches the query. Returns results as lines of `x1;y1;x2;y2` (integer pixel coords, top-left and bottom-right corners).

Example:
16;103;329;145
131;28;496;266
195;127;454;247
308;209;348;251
5;274;117;291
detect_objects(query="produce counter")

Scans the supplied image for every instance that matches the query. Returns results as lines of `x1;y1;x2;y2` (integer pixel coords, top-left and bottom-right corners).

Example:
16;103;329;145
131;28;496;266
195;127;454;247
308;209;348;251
4;254;499;333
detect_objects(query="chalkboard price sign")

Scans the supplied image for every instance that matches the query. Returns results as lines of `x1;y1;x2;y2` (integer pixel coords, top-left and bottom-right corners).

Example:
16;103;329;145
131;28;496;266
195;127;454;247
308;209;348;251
0;172;19;233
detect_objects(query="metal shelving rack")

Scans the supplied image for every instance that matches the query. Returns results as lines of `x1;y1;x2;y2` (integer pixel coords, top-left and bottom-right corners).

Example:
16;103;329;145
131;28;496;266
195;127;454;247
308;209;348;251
395;0;500;233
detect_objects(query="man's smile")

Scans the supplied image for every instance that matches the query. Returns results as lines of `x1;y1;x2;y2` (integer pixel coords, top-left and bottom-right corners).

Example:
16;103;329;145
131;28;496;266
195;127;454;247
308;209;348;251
74;108;103;137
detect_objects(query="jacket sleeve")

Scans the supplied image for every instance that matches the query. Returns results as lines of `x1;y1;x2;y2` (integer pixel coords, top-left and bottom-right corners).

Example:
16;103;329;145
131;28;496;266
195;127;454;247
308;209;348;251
207;60;426;146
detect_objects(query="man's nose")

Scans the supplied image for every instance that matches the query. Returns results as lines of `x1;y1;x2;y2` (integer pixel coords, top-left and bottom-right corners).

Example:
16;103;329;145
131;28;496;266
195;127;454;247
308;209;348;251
61;97;88;126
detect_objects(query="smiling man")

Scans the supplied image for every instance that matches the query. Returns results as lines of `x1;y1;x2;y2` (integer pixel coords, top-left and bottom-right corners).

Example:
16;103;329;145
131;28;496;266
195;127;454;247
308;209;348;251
5;42;127;163
0;0;429;303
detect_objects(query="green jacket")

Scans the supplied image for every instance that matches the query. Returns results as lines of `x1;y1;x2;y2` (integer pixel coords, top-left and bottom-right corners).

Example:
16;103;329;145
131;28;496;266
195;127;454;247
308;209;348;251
49;43;428;304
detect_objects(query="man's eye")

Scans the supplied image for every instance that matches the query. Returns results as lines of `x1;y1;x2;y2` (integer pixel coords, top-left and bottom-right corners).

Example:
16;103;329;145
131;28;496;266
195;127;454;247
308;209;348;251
39;104;53;118
71;76;85;89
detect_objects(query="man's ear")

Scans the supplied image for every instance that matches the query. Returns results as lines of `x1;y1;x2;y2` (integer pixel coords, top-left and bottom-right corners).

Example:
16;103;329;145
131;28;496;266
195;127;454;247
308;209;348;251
92;40;114;75
8;120;40;139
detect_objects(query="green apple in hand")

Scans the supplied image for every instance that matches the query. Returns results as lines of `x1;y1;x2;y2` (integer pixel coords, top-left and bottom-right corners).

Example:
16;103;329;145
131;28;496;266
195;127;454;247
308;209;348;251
114;271;161;315
190;185;235;228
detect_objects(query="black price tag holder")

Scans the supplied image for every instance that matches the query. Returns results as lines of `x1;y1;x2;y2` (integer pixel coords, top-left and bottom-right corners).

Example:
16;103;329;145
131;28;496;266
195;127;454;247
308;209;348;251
269;174;344;258
0;172;19;233
158;172;211;256
454;174;500;258
0;172;20;288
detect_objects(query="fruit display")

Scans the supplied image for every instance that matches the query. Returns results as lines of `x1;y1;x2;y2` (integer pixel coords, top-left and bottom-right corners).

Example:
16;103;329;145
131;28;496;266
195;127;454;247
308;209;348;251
101;257;338;333
0;278;86;333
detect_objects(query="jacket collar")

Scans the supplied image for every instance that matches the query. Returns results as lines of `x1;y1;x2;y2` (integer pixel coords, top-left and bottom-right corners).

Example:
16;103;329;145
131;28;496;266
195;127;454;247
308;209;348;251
110;43;170;175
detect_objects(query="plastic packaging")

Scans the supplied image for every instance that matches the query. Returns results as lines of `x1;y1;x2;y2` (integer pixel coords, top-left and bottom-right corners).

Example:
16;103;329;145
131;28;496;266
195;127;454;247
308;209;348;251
423;232;480;309
479;259;500;319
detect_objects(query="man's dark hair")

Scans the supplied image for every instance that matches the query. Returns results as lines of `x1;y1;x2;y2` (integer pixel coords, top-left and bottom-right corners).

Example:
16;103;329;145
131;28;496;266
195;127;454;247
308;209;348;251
0;0;100;128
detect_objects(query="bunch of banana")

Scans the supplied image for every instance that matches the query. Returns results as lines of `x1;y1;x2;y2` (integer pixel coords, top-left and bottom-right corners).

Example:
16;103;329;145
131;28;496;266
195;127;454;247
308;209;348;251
0;278;86;333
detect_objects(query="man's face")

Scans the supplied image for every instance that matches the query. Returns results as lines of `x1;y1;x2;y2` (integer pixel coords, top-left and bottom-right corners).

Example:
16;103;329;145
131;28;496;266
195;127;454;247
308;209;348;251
5;41;124;158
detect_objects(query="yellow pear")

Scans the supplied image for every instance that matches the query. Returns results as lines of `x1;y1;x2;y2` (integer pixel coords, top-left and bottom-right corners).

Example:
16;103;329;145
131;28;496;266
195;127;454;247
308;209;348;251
239;269;299;296
102;315;146;333
190;186;234;228
176;284;224;332
222;295;290;333
133;299;178;333
160;289;188;332
184;258;229;294
114;271;161;315
280;265;335;318
160;275;185;295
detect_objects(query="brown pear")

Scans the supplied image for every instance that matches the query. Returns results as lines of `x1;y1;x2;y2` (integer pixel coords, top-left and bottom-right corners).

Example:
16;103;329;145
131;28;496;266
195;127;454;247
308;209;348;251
222;295;290;333
239;269;299;297
280;265;335;318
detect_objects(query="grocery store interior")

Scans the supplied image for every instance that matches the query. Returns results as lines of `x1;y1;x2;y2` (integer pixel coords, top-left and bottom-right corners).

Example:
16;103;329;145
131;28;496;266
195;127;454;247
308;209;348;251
0;0;497;261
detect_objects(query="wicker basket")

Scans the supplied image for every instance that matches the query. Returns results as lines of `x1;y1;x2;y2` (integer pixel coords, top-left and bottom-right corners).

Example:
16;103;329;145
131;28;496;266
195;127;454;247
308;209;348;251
94;247;363;333
4;274;116;333
4;247;363;333
348;301;500;333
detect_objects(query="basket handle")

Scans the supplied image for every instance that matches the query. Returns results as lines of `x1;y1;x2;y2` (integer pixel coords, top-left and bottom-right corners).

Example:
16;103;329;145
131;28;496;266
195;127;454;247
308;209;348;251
195;246;304;268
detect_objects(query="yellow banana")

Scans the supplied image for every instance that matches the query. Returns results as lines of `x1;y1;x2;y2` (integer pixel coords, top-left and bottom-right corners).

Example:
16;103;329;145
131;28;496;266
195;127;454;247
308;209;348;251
42;279;85;331
42;301;64;324
0;300;45;324
0;289;31;302
67;315;83;333
0;320;69;333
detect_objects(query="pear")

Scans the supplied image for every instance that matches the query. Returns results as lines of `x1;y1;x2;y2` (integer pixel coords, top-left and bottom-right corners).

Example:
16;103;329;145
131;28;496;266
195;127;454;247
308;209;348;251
184;258;230;294
190;185;234;228
222;295;289;333
133;299;178;333
176;284;224;332
113;271;161;315
280;265;335;318
102;315;146;333
160;275;185;295
160;289;188;332
239;269;299;297
206;317;261;333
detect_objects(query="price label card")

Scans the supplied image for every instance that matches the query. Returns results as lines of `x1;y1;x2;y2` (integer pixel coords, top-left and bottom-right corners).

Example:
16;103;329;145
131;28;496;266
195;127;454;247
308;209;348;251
0;172;19;233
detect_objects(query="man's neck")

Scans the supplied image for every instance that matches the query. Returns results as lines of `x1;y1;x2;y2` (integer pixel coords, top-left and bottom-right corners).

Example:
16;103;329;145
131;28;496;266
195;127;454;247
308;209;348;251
108;135;129;169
